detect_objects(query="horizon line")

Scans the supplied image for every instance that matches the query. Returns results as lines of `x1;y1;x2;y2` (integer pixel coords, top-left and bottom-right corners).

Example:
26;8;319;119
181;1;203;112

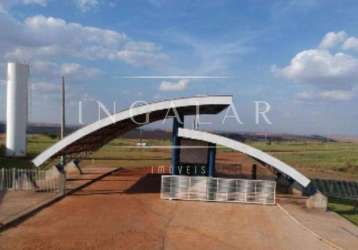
117;75;231;79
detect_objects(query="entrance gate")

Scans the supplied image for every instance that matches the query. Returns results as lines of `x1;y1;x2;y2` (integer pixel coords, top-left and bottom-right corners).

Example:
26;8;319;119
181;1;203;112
161;175;276;205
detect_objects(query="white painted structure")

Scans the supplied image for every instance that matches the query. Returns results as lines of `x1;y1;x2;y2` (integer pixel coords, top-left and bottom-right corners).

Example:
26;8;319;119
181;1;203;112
32;96;232;166
6;63;29;157
178;128;311;187
161;175;276;205
0;167;60;192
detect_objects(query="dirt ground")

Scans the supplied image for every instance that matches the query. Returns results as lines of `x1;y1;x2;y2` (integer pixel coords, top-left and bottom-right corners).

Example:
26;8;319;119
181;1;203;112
0;191;55;224
0;168;340;250
217;151;351;181
0;168;117;228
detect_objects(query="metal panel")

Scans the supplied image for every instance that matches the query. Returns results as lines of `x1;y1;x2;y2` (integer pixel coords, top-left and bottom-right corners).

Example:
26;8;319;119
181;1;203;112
0;168;60;192
311;179;358;200
179;139;209;164
161;175;276;205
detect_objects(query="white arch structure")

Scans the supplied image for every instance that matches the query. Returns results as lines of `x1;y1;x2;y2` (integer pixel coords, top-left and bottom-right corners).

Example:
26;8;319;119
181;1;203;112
32;96;232;167
178;128;311;187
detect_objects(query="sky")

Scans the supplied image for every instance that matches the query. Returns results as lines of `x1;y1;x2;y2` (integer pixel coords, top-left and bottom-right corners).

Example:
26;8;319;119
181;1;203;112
0;0;358;136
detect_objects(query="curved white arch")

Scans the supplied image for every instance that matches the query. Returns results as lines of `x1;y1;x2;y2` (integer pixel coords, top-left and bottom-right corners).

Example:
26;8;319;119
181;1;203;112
33;96;232;167
178;128;310;187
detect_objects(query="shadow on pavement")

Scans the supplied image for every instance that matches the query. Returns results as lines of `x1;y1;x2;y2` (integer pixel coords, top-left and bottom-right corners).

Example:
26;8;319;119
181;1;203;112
124;174;162;194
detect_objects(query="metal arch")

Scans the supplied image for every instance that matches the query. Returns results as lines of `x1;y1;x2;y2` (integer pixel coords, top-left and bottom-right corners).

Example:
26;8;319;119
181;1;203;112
178;128;311;187
32;96;232;167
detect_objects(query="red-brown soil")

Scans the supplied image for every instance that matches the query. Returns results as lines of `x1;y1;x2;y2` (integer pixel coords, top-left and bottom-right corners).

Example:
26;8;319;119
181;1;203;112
0;168;333;250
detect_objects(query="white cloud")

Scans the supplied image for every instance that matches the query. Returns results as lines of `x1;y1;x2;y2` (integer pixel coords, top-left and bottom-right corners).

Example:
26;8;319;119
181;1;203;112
112;41;169;67
1;14;168;67
319;90;354;101
60;63;81;75
0;0;47;11
319;31;347;49
74;0;98;12
273;49;358;86
0;11;40;48
31;60;58;74
31;81;60;93
317;30;358;51
166;31;254;77
274;31;358;101
296;90;354;101
60;63;100;78
159;79;189;91
343;37;358;51
296;91;315;100
32;60;101;80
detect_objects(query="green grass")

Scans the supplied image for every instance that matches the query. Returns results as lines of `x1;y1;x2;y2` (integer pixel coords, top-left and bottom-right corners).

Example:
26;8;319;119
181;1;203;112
1;135;358;176
81;138;171;168
0;134;58;169
0;135;172;169
328;197;358;225
247;141;358;176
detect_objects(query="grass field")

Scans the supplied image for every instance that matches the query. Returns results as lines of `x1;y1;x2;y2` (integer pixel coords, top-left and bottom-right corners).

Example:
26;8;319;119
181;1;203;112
250;141;358;180
252;141;358;168
1;134;358;179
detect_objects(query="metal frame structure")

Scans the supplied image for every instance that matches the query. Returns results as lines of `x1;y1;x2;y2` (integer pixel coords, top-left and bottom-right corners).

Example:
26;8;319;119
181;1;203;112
178;128;311;188
32;95;311;192
32;96;232;167
0;168;60;192
161;175;276;205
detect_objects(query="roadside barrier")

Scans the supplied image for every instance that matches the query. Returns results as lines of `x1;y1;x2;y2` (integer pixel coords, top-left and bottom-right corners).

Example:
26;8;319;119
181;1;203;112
312;178;358;199
0;168;60;192
161;175;276;205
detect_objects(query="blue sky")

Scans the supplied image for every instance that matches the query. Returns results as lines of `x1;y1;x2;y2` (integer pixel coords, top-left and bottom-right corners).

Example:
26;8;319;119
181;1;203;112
0;0;358;136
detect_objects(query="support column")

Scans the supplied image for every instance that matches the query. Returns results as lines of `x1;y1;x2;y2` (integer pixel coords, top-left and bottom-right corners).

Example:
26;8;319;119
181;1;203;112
59;76;66;194
171;114;184;175
252;164;257;180
55;163;66;194
207;143;216;177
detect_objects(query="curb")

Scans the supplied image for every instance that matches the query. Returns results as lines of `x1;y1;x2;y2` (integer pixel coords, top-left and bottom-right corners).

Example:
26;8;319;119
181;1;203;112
277;203;343;250
0;168;119;233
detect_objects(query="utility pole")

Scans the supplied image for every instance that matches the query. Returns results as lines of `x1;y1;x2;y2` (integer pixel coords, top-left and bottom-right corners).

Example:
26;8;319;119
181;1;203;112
61;76;66;141
193;116;199;129
59;76;66;194
139;128;143;145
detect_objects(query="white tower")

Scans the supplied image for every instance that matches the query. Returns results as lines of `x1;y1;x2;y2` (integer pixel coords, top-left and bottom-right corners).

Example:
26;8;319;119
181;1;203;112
6;62;29;157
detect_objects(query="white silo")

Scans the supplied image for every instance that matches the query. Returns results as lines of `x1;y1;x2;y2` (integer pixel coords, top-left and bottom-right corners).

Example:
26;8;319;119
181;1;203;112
6;62;29;157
